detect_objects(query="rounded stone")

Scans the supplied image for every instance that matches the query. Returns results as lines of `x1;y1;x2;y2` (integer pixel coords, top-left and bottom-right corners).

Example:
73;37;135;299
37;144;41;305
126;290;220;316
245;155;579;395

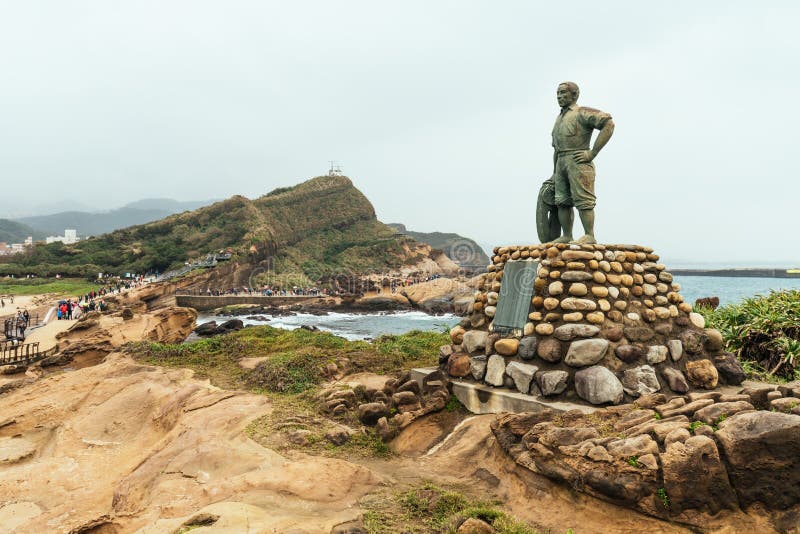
619;287;630;298
534;278;547;292
532;296;544;309
523;322;535;336
599;261;611;272
615;344;645;362
528;311;543;321
560;298;597;311
561;271;593;282
661;367;689;393
644;273;657;284
644;299;654;308
517;337;538;360
620;274;634;287
537;337;563;362
567;261;586;270
586;311;605;324
633;274;644;285
544;312;561;322
487;291;498;305
704;328;724;351
689;312;706;328
633;263;644;273
548;281;564;295
563;312;583;322
621;365;661;397
447;353;472;377
659;271;673;283
598;299;611;312
641;309;656;322
603;326;624;342
655;295;669;306
679;302;693;314
495;338;519;356
588;259;599;270
591;286;609;298
554;323;600;340
565;338;610;367
593;271;607;284
668;305;679;318
607;274;622;285
631;285;644;297
450;325;465;344
654;307;670;319
643;284;657;297
543;297;560;310
646;345;669;364
536;370;569;396
667;292;682;304
535;323;554;336
608;310;623;323
484;305;496;318
610;261;624;273
626;312;641;322
569;283;588;296
607;286;620;299
614;301;628;311
549;270;561;279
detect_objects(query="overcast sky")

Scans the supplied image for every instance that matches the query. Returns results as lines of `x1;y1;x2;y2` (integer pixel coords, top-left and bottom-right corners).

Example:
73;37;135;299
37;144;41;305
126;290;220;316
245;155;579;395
1;1;798;265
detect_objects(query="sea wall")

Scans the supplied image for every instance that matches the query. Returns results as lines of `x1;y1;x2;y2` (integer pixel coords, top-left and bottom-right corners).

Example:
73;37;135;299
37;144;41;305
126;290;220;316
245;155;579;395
175;295;322;311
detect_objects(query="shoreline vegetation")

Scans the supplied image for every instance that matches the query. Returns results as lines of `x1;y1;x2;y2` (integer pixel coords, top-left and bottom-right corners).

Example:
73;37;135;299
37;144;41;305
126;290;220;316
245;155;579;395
699;289;800;382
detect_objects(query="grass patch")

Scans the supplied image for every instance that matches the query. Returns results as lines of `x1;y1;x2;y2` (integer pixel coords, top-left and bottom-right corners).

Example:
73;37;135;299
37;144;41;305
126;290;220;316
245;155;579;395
0;278;101;297
699;289;800;381
361;481;539;533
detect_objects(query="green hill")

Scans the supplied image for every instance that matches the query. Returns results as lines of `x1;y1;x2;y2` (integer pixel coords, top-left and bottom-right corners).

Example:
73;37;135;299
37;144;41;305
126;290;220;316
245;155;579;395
388;223;489;270
2;176;427;281
0;219;41;243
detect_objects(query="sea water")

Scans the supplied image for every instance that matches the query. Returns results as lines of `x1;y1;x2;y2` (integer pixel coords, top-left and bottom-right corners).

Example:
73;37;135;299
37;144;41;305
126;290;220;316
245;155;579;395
202;277;800;341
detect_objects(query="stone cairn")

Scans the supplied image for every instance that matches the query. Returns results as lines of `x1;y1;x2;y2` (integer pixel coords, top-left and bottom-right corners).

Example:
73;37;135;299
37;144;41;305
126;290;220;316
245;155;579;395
443;243;745;404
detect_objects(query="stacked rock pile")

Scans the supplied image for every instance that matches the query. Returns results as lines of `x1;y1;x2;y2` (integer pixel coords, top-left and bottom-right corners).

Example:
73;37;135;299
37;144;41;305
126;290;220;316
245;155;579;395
444;243;745;404
491;384;800;527
323;370;450;442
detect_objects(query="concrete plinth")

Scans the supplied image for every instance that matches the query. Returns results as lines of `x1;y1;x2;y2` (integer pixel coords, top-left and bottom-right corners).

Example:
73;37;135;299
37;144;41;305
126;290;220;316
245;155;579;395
411;367;597;415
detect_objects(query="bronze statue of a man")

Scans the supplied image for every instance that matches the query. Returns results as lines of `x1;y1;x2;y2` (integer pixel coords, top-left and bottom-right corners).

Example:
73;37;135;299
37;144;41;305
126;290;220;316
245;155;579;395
538;82;614;244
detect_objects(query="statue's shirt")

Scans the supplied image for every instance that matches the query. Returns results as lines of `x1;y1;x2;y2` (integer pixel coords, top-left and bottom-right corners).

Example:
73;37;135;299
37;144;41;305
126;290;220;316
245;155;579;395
552;103;612;151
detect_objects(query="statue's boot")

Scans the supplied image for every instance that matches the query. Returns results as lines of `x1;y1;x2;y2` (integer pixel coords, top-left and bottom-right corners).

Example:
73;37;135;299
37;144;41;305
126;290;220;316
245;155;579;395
553;235;573;244
576;234;597;245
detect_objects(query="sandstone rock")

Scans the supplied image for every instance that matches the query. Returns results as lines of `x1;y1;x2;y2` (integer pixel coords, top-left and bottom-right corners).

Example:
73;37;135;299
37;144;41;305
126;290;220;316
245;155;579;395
543;297;560;310
494;338;519;356
689;312;706;328
484;306;496;318
667;339;683;361
439;344;454;364
739;385;779;409
537;338;563;362
646;345;668;364
562;312;582;322
534;324;553;337
621;365;661;397
714;352;745;385
694;401;755;425
716;411;800;508
560;298;596;311
523;322;534;336
607;434;659;457
665;428;690;445
562;250;595;261
485;355;506;386
593;271;607;284
447;353;471;377
615;344;644;363
506;362;538;394
462;330;488;354
662;436;737;514
770;397;800;414
586;312;604;324
194;321;219;336
485;333;500;355
470;356;487;380
686;360;718;389
574;366;624;405
536;370;569;396
680;330;705;355
564;339;609;367
450;326;465;344
661;367;689;393
554;324;599;341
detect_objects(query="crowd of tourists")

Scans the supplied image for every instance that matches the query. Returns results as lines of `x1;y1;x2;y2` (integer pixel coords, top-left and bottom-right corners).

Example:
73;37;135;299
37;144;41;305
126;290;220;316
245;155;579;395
203;285;327;296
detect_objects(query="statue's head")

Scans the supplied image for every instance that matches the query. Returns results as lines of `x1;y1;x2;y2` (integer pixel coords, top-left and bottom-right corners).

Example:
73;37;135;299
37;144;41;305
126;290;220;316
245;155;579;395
557;82;579;108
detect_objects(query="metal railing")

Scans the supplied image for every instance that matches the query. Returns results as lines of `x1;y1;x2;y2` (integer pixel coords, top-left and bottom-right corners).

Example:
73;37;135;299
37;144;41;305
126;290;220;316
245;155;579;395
0;341;43;365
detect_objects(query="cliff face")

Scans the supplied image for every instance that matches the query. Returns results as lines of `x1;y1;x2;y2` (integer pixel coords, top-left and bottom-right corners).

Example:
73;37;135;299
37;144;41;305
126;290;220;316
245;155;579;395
388;223;490;272
7;176;439;282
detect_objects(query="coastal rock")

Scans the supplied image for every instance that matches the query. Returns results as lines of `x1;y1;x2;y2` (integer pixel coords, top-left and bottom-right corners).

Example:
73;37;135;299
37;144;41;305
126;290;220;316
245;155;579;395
646;345;668;364
689;312;706;328
564;339;609;367
517;337;538;360
661;367;689;393
667;339;683;361
450;326;465;344
462;331;488;354
713;352;745;385
614;344;644;363
536;370;569;396
537;338;563;363
715;411;800;508
554;324;599;341
621;365;661;397
506;362;538;394
470;356;488;380
574;366;624;405
686;360;719;389
694;401;755;425
494;338;519;356
661;436;738;514
447;353;471;378
704;329;724;351
357;403;389;426
680;330;705;355
485;355;506;387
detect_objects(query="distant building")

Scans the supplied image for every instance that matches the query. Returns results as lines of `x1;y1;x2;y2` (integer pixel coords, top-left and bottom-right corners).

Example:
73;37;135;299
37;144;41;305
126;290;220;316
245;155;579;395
0;237;32;255
46;229;80;245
